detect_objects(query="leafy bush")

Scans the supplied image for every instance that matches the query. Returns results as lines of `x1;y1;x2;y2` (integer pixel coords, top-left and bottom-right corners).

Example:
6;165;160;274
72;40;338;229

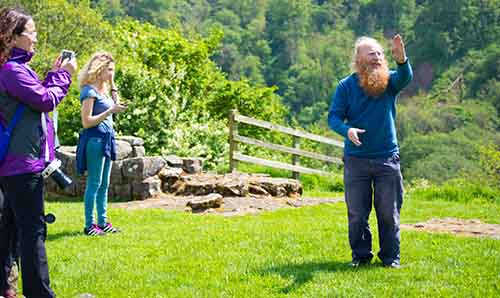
407;178;500;204
403;151;477;183
399;118;499;183
159;117;229;171
478;143;500;188
400;129;478;180
398;98;498;141
108;21;286;169
24;3;288;171
432;43;500;114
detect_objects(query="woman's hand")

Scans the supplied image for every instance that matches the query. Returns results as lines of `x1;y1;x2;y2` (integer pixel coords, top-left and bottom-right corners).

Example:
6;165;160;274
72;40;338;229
81;98;126;128
109;103;127;114
111;89;120;103
61;57;77;75
51;55;62;72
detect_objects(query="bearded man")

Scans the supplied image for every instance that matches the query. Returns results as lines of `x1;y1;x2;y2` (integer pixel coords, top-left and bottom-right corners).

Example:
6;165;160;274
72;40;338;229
328;34;412;268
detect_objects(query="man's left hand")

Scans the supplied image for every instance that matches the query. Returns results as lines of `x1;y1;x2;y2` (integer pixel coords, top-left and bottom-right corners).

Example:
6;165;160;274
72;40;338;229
391;34;407;64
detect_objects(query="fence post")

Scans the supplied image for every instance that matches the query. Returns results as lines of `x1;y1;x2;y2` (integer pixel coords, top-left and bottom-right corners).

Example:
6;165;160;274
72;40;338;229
292;136;300;180
229;109;239;173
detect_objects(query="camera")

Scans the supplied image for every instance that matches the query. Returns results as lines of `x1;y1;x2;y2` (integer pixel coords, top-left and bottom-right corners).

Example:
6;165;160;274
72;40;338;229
60;49;75;62
42;159;73;189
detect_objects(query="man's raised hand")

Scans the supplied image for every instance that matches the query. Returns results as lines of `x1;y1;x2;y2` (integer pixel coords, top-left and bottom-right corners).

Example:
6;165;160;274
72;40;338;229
391;34;407;64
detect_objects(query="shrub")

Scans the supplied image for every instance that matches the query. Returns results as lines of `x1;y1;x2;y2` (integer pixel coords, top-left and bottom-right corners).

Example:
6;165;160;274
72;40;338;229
478;143;500;188
407;178;500;204
51;13;287;171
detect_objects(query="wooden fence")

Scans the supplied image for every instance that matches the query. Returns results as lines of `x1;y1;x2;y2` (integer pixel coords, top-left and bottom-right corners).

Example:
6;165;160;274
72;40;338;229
229;109;344;178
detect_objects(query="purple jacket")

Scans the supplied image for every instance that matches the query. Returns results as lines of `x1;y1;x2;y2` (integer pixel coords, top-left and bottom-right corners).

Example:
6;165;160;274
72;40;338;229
0;48;72;176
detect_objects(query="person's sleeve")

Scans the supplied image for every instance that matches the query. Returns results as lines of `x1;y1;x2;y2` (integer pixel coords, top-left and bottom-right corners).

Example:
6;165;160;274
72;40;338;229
327;81;350;138
79;86;98;102
3;64;72;112
390;59;413;93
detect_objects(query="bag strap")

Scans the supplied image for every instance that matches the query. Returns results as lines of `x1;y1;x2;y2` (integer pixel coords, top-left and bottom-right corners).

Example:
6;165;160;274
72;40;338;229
6;103;25;133
1;61;25;132
0;61;36;160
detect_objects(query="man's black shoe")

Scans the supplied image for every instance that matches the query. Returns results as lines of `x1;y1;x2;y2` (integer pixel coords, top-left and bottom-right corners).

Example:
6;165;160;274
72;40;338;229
351;258;372;267
383;261;401;269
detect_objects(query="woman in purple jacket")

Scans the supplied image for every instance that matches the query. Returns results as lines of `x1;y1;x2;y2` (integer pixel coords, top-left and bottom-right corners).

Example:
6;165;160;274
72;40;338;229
0;7;77;298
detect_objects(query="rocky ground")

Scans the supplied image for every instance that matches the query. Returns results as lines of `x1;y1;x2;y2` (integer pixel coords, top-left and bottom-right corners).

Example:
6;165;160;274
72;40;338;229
113;193;344;216
115;196;500;239
402;218;500;240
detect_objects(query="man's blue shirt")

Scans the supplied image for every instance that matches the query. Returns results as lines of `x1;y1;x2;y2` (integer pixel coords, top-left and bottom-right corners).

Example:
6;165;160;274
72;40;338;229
328;61;413;158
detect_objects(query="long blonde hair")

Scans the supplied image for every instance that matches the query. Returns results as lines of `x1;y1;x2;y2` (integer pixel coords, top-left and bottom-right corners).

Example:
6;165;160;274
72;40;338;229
78;51;114;90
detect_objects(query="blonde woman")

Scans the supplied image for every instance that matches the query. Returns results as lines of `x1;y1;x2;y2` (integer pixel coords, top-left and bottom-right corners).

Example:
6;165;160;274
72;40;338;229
76;52;126;236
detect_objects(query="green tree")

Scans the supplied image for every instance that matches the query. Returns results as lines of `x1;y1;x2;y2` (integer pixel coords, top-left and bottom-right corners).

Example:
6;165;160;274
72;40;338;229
356;0;417;38
478;144;500;188
412;0;499;70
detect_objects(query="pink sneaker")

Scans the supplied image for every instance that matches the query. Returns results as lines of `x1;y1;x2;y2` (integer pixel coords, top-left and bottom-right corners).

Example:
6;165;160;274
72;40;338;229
2;288;17;298
98;222;121;233
83;224;106;236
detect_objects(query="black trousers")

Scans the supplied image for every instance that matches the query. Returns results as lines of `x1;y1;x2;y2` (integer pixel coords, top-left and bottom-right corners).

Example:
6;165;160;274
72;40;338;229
0;184;18;293
343;154;403;265
0;173;55;298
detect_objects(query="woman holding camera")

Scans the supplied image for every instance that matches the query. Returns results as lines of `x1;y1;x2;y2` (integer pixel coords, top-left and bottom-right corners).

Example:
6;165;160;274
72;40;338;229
0;7;77;298
76;52;126;236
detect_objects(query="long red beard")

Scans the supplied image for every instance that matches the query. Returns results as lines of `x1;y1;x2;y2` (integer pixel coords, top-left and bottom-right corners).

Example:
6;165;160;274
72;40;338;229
356;59;390;97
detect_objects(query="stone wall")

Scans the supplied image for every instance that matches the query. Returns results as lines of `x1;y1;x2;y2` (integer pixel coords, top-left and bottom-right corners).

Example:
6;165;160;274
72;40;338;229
46;136;302;201
47;136;174;200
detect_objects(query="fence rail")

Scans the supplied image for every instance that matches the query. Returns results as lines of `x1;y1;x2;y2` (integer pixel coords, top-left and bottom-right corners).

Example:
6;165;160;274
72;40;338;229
229;109;343;177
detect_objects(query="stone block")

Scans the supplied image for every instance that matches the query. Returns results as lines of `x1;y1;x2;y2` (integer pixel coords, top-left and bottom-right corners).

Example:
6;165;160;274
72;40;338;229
122;157;166;181
56;148;76;176
110;160;124;184
57;145;76;154
115;140;133;160
116;136;144;146
131;177;162;200
182;158;202;174
44;178;57;194
249;177;302;197
75;176;88;197
111;184;132;201
131;146;145;157
186;193;223;211
215;180;248;197
248;184;270;196
164;155;183;167
158;167;184;192
174;175;217;196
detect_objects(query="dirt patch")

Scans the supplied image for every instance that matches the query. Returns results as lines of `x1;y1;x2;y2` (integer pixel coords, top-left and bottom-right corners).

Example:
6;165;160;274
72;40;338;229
115;197;500;239
402;218;500;240
113;194;344;216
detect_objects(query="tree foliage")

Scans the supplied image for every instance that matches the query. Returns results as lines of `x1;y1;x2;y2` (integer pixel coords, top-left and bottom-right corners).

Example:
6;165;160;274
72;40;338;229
0;0;498;182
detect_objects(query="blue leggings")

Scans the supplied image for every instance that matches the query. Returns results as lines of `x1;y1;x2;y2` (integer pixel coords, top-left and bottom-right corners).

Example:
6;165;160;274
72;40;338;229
83;137;111;228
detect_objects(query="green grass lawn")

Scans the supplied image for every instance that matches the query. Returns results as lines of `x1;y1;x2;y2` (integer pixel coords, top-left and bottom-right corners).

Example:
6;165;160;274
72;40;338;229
39;196;500;298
